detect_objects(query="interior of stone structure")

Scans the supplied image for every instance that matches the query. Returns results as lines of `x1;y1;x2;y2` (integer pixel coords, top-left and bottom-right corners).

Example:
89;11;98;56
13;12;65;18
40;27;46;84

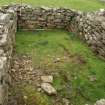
0;3;105;105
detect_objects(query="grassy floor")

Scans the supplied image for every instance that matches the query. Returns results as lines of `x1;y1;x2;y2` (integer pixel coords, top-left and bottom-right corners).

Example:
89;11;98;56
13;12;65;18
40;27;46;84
0;0;105;11
15;30;105;105
1;0;105;104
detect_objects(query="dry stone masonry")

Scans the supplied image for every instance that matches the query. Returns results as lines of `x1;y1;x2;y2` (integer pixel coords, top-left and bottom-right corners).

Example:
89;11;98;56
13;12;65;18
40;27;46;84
76;10;105;60
17;5;77;29
0;4;105;105
0;8;17;105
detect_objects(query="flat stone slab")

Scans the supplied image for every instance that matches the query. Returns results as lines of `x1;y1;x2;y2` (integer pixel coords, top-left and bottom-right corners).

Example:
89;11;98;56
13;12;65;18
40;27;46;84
41;83;57;95
41;75;53;83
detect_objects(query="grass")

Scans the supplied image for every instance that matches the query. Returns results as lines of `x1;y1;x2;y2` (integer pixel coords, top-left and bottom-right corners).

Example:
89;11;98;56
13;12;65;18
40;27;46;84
10;84;51;105
15;30;105;105
0;0;105;11
22;85;51;105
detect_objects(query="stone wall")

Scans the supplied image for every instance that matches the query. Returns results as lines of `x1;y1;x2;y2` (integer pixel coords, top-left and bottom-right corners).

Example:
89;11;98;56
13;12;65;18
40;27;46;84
16;5;77;30
79;11;105;60
0;8;17;105
67;9;105;60
0;4;105;105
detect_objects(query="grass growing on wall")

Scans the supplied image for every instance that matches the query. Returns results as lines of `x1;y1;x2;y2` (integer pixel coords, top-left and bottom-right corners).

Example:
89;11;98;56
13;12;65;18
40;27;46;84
15;30;105;105
0;0;105;11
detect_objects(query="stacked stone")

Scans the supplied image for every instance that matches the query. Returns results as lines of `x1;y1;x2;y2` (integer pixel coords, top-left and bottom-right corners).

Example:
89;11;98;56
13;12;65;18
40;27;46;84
75;10;105;60
16;5;77;30
0;9;17;105
66;11;81;33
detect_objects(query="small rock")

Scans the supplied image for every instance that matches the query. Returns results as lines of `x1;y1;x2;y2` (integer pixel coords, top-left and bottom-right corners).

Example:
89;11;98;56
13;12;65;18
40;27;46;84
62;98;70;105
88;75;97;82
37;88;42;92
23;96;28;100
54;57;61;63
41;75;53;83
41;83;57;95
95;99;105;105
100;9;105;12
14;64;19;70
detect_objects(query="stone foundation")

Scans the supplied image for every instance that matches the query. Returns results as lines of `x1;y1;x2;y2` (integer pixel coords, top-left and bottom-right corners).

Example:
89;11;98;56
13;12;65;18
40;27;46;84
0;4;105;105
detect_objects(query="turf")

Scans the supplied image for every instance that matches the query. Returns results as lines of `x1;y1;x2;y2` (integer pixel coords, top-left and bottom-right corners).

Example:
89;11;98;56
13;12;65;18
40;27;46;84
0;0;105;11
15;30;105;105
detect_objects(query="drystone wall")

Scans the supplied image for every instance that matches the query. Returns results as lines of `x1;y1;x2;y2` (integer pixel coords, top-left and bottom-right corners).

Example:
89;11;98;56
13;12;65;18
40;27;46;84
68;9;105;60
0;4;105;105
0;7;17;105
16;5;78;30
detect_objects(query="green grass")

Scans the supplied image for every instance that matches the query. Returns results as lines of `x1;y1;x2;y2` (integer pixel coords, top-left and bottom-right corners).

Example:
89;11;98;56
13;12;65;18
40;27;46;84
15;30;105;105
0;0;105;11
10;84;51;105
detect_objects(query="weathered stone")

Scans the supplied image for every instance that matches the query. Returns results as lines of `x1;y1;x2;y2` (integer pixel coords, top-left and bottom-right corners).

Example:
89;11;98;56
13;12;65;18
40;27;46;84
95;99;105;105
41;83;57;95
0;14;11;23
41;75;53;83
